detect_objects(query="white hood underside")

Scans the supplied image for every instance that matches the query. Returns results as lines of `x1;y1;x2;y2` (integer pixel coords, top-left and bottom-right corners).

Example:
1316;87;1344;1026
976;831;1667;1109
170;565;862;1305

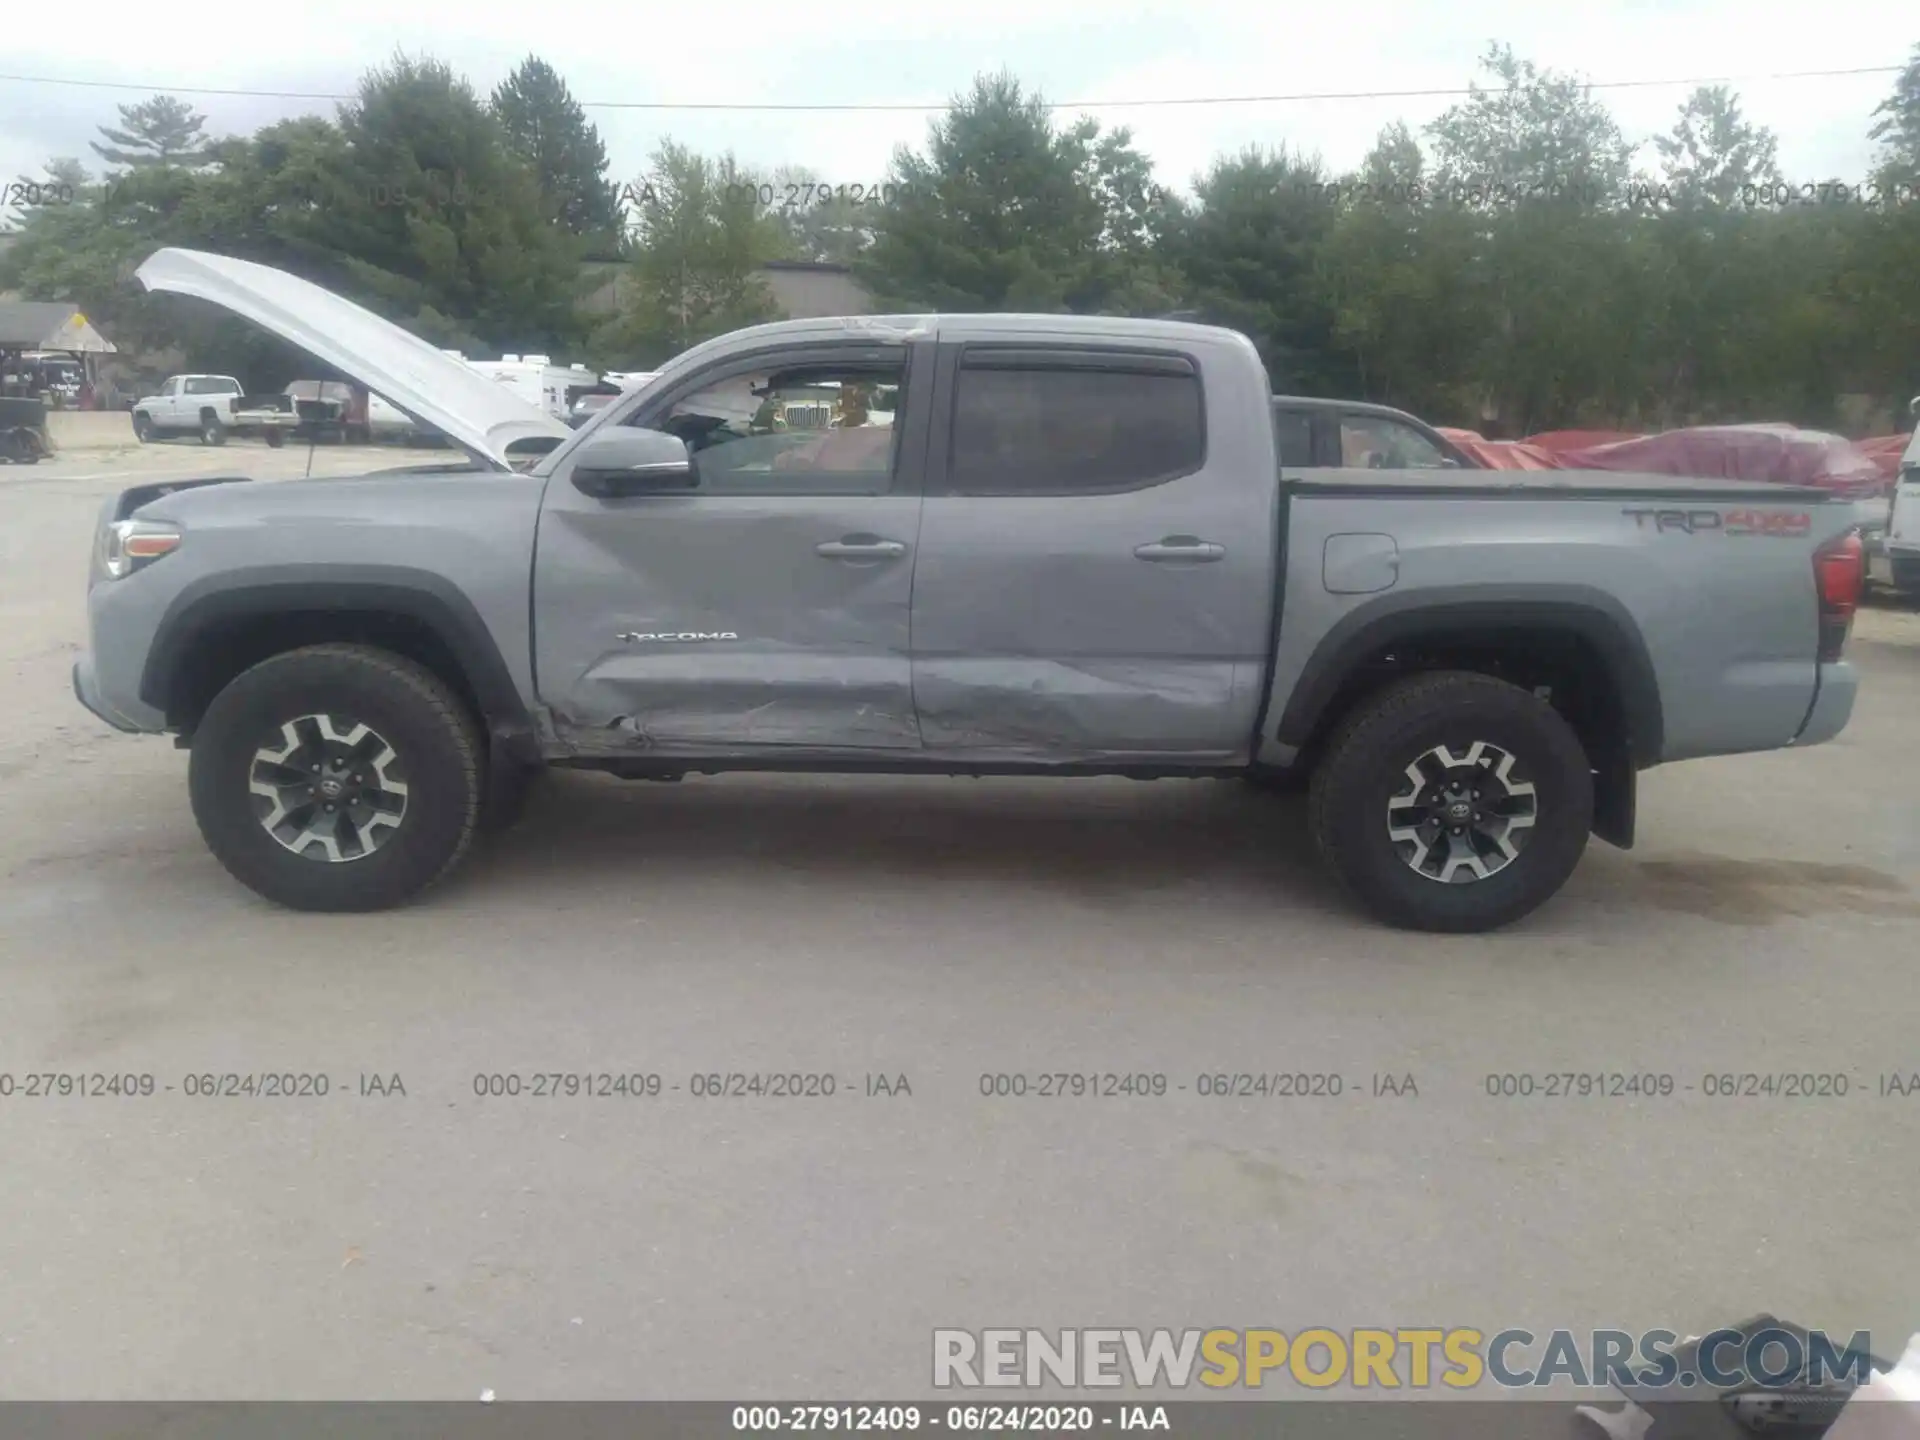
135;248;571;471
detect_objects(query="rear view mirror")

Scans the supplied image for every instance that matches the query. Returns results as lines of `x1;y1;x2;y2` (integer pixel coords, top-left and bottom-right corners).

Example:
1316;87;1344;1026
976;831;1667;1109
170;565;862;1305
571;428;699;499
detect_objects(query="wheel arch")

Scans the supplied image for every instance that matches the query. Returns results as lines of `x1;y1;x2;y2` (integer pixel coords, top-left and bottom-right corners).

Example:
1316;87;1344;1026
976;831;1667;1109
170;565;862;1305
142;567;534;750
1271;587;1663;849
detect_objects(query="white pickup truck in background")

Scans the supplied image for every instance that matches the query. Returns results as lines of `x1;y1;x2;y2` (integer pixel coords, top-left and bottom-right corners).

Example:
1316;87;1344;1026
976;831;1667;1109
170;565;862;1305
130;373;302;447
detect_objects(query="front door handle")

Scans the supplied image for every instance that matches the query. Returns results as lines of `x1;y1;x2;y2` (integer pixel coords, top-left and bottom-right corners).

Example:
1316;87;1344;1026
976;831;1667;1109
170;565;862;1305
1134;536;1226;563
816;535;907;561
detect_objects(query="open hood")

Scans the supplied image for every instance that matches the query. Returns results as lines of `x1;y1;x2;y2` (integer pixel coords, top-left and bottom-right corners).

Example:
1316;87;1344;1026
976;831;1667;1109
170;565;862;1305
135;248;571;471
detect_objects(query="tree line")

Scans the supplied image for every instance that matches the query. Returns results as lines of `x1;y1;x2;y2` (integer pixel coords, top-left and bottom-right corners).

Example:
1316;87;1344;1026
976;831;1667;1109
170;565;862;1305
3;44;1918;435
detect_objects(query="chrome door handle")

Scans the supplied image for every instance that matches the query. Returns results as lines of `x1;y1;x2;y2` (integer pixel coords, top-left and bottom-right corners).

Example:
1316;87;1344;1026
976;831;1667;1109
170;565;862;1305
1134;536;1225;563
816;536;907;560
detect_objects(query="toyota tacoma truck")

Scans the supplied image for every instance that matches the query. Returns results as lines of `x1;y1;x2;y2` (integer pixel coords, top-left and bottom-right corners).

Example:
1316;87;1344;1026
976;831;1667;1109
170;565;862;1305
72;248;1866;931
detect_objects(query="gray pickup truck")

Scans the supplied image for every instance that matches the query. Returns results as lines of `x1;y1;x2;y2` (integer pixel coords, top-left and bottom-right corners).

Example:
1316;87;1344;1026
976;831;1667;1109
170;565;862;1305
73;248;1866;931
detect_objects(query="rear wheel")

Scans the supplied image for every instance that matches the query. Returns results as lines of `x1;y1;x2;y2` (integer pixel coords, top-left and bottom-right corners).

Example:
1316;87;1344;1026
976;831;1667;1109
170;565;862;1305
265;428;286;448
199;412;226;446
1307;671;1594;932
188;644;483;912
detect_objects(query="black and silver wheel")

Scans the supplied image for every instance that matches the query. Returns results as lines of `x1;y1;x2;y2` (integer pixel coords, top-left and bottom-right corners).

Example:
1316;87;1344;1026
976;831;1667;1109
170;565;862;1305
248;714;411;863
189;644;483;911
1308;671;1593;932
1385;740;1538;883
132;411;153;442
200;413;226;446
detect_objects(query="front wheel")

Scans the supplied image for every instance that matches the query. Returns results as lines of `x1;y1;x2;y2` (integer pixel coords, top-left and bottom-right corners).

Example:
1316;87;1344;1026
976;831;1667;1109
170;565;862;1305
1307;671;1594;932
188;644;484;911
132;412;153;442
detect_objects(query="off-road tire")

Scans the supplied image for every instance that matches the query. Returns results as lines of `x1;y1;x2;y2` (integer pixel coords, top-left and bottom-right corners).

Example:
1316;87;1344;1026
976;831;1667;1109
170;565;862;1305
189;644;484;911
1307;670;1594;933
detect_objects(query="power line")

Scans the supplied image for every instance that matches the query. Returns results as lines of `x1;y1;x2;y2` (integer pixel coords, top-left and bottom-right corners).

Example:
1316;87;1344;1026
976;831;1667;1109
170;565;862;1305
0;64;1904;112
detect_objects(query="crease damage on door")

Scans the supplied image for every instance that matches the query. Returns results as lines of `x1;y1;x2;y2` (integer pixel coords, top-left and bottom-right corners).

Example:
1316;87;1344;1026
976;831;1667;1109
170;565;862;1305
911;655;1250;759
550;632;920;755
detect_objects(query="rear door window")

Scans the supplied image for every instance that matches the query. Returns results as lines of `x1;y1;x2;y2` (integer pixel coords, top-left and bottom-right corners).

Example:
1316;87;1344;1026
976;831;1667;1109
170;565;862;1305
946;351;1204;495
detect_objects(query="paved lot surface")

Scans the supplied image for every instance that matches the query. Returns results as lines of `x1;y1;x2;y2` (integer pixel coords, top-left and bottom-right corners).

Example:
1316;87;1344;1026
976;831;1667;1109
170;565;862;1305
3;443;1918;1401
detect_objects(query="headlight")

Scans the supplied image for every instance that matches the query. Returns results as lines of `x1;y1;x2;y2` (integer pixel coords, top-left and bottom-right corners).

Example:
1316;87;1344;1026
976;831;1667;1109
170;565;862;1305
99;519;182;579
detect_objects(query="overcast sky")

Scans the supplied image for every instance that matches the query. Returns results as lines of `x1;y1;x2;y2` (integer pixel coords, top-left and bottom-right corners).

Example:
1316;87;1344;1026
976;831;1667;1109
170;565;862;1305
2;0;1912;211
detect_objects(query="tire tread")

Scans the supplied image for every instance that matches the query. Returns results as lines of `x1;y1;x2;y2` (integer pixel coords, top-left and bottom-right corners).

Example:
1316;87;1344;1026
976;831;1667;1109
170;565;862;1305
189;642;483;911
1307;670;1593;932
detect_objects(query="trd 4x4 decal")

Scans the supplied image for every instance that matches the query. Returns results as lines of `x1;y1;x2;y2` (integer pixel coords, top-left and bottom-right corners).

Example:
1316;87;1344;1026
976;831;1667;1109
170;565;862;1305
1623;508;1812;536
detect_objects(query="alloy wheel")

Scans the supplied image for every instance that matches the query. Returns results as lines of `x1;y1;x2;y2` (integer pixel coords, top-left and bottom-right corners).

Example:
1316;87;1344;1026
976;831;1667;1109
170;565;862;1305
247;714;410;862
1384;740;1538;883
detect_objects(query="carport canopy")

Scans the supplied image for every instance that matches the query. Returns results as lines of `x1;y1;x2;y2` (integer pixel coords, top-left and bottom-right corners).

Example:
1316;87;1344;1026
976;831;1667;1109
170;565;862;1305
0;301;118;353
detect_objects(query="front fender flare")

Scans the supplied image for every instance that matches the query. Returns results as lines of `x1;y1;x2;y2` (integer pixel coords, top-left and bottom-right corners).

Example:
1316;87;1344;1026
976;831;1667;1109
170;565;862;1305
140;564;533;736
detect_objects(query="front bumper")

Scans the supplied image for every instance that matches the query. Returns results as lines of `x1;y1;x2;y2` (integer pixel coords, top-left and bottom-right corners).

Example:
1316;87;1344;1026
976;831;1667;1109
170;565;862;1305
1792;661;1857;748
72;654;148;733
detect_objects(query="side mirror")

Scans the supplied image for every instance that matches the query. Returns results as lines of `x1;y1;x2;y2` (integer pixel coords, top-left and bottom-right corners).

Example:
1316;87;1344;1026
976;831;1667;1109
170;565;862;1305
570;428;699;499
1908;395;1919;420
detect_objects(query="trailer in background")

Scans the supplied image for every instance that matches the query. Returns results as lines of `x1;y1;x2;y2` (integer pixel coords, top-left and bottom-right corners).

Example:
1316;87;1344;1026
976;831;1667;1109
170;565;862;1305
455;353;604;423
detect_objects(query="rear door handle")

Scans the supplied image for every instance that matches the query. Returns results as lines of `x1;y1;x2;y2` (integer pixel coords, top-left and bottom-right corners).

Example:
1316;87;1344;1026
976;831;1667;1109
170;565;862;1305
1134;536;1226;563
816;535;908;560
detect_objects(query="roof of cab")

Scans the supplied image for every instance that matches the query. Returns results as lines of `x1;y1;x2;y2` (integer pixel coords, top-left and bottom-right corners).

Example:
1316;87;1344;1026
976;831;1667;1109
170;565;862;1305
652;311;1257;379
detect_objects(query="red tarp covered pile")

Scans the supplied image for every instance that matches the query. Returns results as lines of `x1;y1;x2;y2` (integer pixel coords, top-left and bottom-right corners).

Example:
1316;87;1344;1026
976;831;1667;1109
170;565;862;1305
1438;423;1894;498
1436;428;1559;470
1523;430;1642;454
1859;434;1914;483
1554;425;1887;499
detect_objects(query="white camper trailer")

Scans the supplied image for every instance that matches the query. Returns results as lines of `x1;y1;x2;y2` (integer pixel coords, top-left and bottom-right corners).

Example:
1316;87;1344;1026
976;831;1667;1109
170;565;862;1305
459;354;603;423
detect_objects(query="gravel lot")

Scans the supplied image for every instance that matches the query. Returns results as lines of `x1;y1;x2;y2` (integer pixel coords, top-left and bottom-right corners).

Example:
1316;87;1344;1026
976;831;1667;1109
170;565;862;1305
2;441;1918;1401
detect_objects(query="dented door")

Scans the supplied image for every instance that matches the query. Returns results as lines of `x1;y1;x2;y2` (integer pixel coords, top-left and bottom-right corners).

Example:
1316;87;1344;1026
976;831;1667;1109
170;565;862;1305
531;340;928;754
908;338;1278;761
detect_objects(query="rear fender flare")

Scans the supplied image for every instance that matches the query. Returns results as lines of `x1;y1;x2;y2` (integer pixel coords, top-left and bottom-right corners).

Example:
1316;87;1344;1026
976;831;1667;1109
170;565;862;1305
1271;585;1666;768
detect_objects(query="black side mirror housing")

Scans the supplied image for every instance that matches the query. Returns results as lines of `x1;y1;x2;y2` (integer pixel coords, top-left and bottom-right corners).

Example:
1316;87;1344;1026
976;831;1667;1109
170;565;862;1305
571;428;699;498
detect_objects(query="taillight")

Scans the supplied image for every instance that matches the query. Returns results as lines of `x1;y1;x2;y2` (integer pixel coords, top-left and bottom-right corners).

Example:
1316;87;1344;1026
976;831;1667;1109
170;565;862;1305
1814;530;1864;662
